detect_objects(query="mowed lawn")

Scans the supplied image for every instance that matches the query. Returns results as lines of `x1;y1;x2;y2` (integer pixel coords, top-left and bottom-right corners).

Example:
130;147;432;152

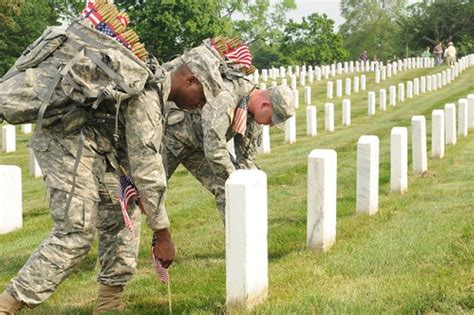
1;64;473;314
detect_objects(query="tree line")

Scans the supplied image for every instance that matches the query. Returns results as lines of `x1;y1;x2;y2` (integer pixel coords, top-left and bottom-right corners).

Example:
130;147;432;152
0;0;473;77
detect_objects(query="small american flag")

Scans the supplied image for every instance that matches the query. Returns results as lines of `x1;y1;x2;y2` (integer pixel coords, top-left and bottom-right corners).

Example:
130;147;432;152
118;175;138;234
152;233;170;285
232;96;249;135
225;44;253;69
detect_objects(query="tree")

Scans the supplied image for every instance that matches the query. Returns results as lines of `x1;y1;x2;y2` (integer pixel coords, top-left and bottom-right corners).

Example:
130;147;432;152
339;0;407;60
401;0;474;55
0;0;62;76
280;13;348;65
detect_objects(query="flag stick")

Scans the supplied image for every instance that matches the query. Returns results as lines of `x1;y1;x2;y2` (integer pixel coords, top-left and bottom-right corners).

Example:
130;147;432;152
167;280;172;314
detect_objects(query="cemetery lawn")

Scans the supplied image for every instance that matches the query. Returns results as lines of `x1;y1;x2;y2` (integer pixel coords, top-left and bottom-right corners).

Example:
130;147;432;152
1;65;473;314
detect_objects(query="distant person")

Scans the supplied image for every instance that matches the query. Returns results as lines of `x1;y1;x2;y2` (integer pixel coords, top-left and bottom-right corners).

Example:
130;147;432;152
434;42;443;66
445;42;457;66
422;46;431;58
359;50;369;62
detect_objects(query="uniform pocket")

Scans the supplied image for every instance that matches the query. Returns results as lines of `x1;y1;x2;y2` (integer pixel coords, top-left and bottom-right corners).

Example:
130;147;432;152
49;188;95;233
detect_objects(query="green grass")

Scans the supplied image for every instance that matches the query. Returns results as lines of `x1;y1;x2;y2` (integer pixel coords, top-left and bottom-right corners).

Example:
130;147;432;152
1;64;473;314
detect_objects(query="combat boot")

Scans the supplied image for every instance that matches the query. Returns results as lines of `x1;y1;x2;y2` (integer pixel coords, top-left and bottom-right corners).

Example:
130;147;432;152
94;284;124;313
0;291;24;315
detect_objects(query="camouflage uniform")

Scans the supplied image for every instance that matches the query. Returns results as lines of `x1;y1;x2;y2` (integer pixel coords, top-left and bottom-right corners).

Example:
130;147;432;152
5;75;170;307
163;45;294;219
165;78;261;217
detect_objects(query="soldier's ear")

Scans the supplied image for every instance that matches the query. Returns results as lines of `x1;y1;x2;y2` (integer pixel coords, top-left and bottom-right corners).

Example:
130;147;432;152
185;75;200;87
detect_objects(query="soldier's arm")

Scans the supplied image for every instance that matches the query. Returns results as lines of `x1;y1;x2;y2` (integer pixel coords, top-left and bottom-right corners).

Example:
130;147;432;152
123;88;169;231
233;119;261;170
201;90;236;187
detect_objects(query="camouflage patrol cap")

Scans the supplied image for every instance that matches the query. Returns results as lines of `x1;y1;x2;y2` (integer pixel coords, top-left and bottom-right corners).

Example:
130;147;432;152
268;85;295;127
182;44;225;107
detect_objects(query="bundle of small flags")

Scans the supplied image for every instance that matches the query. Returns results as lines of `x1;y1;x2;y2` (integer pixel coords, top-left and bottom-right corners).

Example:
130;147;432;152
81;0;148;61
210;36;255;75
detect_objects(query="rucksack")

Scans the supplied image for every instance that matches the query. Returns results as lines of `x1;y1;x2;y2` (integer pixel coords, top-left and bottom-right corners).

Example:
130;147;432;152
0;20;153;129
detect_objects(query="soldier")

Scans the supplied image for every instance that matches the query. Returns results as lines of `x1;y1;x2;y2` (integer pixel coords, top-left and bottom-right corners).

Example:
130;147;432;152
164;42;295;219
0;20;218;315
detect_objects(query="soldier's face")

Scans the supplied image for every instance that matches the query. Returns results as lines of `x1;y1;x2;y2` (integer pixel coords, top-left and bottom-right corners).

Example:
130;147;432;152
175;76;206;110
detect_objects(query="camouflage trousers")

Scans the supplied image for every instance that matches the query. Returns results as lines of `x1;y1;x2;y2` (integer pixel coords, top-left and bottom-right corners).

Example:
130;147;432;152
6;127;140;308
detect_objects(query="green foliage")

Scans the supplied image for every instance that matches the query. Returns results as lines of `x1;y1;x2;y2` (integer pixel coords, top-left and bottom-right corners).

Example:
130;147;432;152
340;0;407;61
0;0;61;76
280;13;348;65
401;0;474;54
114;0;234;62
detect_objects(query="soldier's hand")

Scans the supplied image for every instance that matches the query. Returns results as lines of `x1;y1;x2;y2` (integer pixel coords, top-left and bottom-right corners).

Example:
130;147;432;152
153;228;175;268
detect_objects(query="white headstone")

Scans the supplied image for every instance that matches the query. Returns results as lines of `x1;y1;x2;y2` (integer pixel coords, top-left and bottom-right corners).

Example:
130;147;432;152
398;83;405;102
2;125;16;153
29;149;42;178
389;85;397;107
0;165;22;234
411;116;428;175
427;76;432;92
285;115;296;144
260;82;266;90
360;75;366;91
458;98;468;137
306;106;317;137
300;71;306;87
431;110;445;159
291;75;297;91
226;170;268;309
336;80;342;97
368;92;376;116
307;149;337;252
414;78;420;96
379;89;387;111
327;81;333;99
387;64;392;77
293;90;299;109
21;124;32;134
431;74;437;91
342;99;351;126
421;76;426;93
353;76;360;93
467;94;474;129
375;69;380;84
390;127;408;193
436;73;442;89
407;81;413;99
304;86;311;106
381;67;386;81
325;103;335;132
444;103;457;146
227;139;236;159
345;78;351;96
356;135;379;215
257;125;271;154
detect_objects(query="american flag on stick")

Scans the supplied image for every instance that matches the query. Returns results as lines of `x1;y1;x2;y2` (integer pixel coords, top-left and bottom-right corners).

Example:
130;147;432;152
231;96;249;135
152;233;172;313
118;175;138;234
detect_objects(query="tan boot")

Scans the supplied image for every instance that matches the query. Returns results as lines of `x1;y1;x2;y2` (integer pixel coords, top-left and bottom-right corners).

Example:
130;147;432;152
94;284;124;313
0;291;23;315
